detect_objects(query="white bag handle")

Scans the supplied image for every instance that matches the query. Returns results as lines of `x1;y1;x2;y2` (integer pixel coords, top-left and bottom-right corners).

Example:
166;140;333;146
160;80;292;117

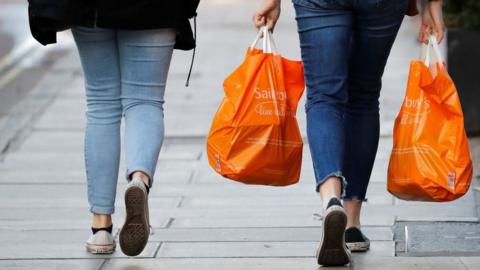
422;35;443;66
250;26;278;54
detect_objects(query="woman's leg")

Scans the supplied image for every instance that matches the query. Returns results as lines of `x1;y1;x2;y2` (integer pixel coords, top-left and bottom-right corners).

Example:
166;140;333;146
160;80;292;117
116;28;176;257
72;27;122;226
117;28;176;186
293;1;354;266
343;0;407;228
293;0;353;205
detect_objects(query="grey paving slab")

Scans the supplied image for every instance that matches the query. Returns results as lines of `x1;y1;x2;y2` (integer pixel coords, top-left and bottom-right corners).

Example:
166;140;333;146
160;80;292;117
0;229;159;259
364;194;394;205
181;196;320;208
170;214;395;228
177;191;392;206
40;96;86;116
156;160;203;171
191;168;315;186
156;241;394;258
363;204;477;220
0;196;179;209
100;256;480;270
7;128;82;148
0;68;79;155
0;184;181;208
352;256;470;270
0;169;191;185
0;154;96;170
0;149;201;171
395;222;480;256
0;170;86;184
0;207;170;230
150;184;392;205
148;227;392;242
154;206;321;220
169;193;475;220
460;257;480;270
14;131;204;161
101;258;342;270
165;205;476;223
154;182;314;197
33;112;85;130
0;259;105;270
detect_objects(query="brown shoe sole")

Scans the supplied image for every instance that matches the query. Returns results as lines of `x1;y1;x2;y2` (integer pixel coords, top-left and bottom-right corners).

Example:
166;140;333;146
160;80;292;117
316;206;351;266
119;185;149;256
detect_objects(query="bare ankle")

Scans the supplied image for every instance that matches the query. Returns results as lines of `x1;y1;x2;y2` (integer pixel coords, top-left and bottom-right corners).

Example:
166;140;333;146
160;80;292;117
319;176;342;206
344;200;362;229
92;214;112;228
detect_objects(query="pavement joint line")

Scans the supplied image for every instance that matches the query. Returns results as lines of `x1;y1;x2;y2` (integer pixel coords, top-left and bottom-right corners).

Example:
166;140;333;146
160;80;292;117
459;258;470;270
165;218;175;229
96;259;109;270
176;196;186;208
187;170;195;184
150;256;319;259
152;242;164;258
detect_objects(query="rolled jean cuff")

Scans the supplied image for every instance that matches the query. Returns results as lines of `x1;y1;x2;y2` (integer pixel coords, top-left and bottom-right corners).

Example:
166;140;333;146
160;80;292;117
90;205;115;215
315;171;347;197
342;196;368;203
126;166;154;187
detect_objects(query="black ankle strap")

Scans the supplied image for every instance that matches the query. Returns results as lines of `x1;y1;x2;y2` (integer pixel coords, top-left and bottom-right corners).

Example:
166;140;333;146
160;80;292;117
92;224;113;234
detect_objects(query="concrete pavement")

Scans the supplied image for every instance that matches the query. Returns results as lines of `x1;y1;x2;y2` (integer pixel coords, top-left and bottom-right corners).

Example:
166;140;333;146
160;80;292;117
0;1;479;269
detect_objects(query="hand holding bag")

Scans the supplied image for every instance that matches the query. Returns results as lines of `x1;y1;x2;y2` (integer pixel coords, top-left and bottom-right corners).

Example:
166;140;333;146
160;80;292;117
387;36;473;202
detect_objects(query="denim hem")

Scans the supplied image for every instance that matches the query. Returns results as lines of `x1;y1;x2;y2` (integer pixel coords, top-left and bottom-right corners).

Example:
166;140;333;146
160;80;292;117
341;196;368;203
126;166;154;188
90;205;115;215
315;171;347;198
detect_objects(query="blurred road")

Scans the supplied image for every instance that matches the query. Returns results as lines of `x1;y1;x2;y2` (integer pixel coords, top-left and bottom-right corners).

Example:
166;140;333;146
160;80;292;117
0;0;67;118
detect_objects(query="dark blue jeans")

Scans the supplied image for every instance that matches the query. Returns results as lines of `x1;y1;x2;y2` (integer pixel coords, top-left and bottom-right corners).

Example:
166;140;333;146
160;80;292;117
293;0;407;201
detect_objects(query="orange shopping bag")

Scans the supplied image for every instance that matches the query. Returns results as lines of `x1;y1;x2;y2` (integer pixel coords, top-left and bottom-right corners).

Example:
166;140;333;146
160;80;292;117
206;26;305;186
387;36;473;202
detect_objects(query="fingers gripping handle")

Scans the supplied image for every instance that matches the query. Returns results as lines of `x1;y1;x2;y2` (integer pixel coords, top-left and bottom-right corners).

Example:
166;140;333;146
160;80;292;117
422;35;443;66
250;26;278;54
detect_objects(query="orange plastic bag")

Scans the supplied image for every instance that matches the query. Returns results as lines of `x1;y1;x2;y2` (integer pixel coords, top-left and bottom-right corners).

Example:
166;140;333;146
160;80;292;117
207;27;305;186
387;36;473;202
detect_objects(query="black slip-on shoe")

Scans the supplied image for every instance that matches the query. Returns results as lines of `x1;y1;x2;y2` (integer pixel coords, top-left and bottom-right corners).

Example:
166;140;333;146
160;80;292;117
345;227;370;252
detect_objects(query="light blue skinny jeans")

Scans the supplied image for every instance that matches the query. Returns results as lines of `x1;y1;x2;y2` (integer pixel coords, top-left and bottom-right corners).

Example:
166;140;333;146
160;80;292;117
72;27;175;215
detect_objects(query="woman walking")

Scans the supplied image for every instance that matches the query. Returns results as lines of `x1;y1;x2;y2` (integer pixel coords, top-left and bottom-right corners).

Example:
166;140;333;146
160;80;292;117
28;1;199;256
254;0;444;266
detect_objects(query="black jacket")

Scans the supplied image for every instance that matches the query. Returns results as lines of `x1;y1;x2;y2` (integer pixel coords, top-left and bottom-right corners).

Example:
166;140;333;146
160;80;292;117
28;0;200;50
